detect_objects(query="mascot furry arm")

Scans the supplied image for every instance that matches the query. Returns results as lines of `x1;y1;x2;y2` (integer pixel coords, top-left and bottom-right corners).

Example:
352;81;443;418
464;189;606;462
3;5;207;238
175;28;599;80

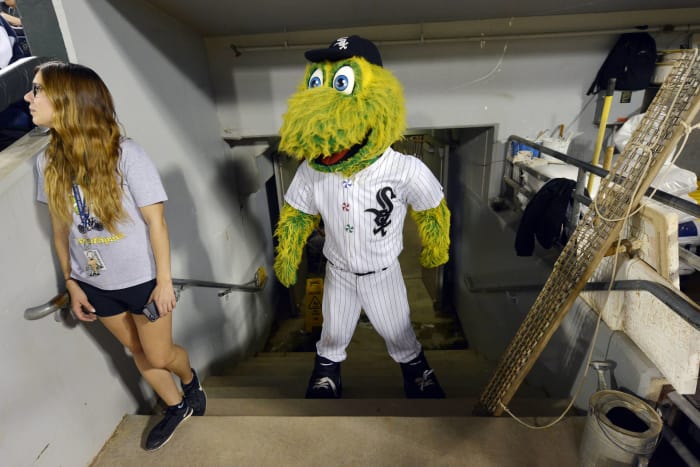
411;201;451;268
274;206;319;288
273;37;450;287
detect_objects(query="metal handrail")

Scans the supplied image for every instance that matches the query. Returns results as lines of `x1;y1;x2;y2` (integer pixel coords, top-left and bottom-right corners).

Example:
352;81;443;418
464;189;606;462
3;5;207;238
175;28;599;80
23;293;70;321
465;277;700;331
24;266;267;321
173;266;267;296
505;135;700;219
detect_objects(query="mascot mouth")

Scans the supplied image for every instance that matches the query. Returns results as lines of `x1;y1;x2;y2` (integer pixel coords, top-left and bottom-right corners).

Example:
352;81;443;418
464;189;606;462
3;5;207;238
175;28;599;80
318;132;370;166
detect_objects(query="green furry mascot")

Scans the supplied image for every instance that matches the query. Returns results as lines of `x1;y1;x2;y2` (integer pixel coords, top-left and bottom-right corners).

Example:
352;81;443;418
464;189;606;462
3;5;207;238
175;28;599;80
274;36;450;398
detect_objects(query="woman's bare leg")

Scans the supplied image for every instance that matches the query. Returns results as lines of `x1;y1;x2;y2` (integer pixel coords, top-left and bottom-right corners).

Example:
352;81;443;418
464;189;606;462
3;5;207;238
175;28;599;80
99;312;193;406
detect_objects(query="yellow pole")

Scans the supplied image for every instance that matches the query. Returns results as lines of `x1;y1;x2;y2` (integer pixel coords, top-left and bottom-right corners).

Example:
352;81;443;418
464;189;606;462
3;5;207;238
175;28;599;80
603;145;614;171
588;78;616;194
596;145;615;198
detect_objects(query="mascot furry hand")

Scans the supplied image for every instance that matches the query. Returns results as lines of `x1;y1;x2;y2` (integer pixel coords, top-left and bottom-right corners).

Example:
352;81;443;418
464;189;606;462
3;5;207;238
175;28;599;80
273;36;450;399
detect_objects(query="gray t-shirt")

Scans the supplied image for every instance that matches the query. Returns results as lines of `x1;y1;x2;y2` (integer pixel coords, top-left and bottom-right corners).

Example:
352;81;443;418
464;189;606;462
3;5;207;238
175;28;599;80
36;138;168;290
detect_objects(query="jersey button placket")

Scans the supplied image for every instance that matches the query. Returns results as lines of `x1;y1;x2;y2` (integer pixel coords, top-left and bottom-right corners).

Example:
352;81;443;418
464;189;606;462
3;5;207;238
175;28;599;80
342;179;354;263
342;179;353;234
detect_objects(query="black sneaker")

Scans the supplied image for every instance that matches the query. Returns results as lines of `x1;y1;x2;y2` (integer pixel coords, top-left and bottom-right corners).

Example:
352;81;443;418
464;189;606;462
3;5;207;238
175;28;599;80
400;351;446;399
145;400;193;451
182;368;207;416
305;354;342;399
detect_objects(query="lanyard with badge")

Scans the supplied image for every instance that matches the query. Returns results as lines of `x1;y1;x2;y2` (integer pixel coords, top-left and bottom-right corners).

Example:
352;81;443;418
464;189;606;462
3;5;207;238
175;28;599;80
72;180;106;277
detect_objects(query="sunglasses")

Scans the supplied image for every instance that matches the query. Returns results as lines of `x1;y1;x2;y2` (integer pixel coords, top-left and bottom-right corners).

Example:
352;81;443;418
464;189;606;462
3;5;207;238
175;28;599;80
31;83;44;97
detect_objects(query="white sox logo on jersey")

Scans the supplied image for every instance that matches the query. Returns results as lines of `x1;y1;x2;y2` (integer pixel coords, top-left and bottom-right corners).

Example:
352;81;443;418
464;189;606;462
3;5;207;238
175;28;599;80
365;186;395;236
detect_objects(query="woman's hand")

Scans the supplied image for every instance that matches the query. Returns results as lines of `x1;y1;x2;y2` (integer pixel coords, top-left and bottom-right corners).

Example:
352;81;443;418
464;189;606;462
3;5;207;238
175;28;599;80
149;281;177;318
66;280;97;322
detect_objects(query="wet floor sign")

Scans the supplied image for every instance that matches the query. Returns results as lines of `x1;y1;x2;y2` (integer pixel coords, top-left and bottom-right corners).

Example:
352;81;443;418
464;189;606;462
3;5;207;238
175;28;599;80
305;278;324;332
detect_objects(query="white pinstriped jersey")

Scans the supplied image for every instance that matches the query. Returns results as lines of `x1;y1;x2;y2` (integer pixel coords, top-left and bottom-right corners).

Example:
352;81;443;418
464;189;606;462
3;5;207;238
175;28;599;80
285;147;444;274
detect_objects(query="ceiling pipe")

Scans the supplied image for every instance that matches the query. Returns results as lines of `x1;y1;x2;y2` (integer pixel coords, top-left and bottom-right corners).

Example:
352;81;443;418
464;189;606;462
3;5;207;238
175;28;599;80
231;25;700;54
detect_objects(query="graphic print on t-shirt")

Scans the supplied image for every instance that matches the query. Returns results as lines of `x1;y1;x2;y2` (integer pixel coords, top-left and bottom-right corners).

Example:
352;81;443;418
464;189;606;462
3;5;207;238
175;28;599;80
84;249;106;276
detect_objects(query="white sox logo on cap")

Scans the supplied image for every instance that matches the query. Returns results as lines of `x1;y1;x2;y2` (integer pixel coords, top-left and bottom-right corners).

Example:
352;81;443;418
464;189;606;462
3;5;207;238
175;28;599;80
304;35;383;67
335;37;350;51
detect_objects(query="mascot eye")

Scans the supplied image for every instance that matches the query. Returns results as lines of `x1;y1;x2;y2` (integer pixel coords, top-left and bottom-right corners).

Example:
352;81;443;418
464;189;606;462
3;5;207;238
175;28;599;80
332;66;355;95
308;68;324;89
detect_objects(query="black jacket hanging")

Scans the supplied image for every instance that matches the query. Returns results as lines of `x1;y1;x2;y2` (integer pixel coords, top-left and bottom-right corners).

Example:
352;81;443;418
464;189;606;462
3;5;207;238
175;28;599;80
586;32;657;95
515;178;577;256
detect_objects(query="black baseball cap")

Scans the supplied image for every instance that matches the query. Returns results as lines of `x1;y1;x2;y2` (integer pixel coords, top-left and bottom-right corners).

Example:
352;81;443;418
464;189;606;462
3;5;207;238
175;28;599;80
305;35;383;67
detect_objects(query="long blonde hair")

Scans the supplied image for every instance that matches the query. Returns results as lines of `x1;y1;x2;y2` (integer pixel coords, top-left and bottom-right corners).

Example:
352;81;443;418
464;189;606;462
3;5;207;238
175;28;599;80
40;61;126;233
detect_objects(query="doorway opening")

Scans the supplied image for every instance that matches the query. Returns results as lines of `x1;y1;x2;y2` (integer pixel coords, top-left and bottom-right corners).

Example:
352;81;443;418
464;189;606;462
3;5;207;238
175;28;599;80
263;125;497;354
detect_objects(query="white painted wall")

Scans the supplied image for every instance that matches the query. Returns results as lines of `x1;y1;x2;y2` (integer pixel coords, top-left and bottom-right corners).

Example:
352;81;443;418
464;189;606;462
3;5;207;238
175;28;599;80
0;1;275;465
206;36;602;139
206;29;690;201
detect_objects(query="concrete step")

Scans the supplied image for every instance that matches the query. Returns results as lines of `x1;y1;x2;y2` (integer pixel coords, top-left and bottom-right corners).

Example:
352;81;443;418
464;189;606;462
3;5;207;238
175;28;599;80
203;373;501;394
247;349;478;361
203;378;497;399
91;414;586;466
218;350;493;380
202;383;548;402
233;349;487;365
204;397;578;417
204;349;547;398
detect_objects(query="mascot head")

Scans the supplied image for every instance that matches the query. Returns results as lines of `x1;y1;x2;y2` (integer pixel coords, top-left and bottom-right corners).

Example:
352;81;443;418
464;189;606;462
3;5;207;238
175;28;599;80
278;35;406;176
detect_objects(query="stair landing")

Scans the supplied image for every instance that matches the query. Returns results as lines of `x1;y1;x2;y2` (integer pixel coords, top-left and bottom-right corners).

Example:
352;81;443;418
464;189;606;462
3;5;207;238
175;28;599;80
91;350;585;465
92;414;585;466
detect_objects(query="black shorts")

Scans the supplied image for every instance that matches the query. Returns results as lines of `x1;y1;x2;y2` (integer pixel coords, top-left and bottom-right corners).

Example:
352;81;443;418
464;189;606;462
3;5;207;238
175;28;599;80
75;279;156;318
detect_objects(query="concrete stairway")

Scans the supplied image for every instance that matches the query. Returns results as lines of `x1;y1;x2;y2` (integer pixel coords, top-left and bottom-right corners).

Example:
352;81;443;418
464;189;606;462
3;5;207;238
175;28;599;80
90;349;586;466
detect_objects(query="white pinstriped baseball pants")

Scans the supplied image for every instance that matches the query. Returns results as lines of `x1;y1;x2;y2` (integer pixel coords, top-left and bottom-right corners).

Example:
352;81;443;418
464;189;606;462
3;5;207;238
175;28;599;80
316;260;422;363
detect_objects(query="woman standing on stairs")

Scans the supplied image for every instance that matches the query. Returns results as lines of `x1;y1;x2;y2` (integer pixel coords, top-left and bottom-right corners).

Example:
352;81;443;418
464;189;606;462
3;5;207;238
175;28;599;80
27;61;206;451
